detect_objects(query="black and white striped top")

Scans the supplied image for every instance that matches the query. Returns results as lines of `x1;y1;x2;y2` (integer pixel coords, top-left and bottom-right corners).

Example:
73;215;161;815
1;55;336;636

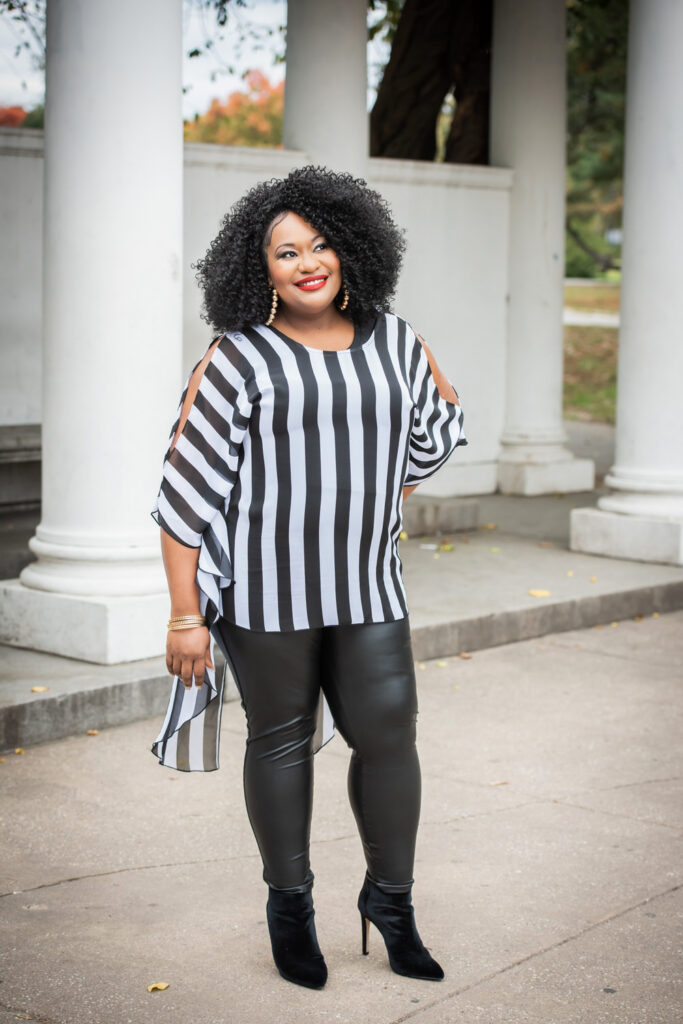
150;311;467;771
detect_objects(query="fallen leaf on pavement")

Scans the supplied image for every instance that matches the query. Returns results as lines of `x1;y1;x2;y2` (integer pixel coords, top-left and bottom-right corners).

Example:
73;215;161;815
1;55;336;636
399;530;408;540
147;982;169;992
528;589;551;597
481;523;497;530
31;686;49;693
14;748;25;755
589;576;597;582
86;729;99;736
489;780;509;786
459;652;472;659
436;661;448;667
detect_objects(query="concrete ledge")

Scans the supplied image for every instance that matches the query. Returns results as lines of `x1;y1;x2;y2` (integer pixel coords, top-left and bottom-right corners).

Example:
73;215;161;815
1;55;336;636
410;580;683;661
0;644;238;751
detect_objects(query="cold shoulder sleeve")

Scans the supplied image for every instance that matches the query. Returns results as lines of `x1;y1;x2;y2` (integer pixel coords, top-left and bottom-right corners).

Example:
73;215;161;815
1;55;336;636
404;325;468;486
151;334;252;548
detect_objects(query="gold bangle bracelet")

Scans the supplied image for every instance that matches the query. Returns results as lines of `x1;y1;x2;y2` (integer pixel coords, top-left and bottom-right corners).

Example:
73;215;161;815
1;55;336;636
167;615;206;630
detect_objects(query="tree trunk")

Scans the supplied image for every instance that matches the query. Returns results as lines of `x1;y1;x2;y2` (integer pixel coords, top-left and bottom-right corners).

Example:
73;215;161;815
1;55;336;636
370;0;456;161
445;1;492;164
370;0;492;165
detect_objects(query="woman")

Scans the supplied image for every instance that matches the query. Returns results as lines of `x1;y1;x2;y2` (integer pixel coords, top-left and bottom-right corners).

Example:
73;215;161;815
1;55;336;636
150;165;468;990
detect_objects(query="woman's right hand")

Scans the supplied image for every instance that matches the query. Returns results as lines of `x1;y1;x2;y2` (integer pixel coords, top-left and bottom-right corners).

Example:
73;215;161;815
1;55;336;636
166;626;214;689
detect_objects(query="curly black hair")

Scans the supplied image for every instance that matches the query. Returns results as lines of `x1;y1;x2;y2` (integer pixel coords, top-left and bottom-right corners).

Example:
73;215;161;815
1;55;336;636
192;164;407;333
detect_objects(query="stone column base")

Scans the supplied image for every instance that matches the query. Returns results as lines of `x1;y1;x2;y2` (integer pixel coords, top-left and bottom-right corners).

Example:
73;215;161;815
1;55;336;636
570;508;683;566
402;497;479;537
0;579;169;664
498;455;595;496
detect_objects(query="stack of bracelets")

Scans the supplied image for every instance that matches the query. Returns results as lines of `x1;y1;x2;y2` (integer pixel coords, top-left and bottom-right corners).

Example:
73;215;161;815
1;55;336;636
167;614;207;631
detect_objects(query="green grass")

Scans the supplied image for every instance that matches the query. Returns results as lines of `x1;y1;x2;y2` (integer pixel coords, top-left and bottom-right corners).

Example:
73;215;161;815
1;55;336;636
563;325;618;424
564;283;620;314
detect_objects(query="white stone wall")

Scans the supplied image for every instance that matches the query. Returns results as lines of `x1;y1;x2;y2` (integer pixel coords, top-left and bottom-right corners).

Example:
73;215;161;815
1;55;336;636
0;128;513;496
0;130;44;425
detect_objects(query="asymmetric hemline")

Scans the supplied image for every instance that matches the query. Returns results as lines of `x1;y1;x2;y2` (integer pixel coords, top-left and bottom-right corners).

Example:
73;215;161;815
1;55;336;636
150;311;468;771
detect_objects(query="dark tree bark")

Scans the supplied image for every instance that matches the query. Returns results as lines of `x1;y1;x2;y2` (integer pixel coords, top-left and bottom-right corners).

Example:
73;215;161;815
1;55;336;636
444;1;492;164
370;0;492;165
370;0;455;161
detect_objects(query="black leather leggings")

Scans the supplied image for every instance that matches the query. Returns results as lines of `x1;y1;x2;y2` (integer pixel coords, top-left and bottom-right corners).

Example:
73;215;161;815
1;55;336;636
214;614;421;895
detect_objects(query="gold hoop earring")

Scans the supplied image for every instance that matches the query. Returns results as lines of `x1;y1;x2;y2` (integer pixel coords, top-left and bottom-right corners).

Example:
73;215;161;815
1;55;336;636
339;283;349;311
265;286;279;326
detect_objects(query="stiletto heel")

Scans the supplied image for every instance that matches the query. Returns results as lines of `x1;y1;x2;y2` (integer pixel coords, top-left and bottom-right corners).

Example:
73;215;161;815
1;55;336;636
357;872;444;981
361;912;370;955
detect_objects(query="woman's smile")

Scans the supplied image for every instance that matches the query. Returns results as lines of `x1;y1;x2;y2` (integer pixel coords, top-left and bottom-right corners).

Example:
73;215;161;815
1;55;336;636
295;276;328;291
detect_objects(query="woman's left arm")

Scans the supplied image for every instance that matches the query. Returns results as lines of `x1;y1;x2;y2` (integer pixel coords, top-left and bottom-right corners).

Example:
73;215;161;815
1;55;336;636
402;334;461;502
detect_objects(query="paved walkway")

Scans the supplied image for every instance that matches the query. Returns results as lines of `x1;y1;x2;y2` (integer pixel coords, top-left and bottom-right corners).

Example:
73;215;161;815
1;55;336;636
1;609;681;1024
563;308;620;328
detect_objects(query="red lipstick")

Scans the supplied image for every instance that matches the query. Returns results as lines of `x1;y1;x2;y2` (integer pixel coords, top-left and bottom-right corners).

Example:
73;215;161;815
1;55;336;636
295;275;328;290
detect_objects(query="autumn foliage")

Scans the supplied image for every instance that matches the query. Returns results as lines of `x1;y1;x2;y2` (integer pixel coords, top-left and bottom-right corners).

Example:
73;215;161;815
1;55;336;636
0;106;27;127
184;69;283;148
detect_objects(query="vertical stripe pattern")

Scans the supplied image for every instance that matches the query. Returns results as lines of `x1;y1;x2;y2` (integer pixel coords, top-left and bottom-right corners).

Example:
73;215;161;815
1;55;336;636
150;312;468;771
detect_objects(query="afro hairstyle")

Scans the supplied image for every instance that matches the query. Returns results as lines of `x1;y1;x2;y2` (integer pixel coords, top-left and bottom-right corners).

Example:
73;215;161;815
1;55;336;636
192;164;407;334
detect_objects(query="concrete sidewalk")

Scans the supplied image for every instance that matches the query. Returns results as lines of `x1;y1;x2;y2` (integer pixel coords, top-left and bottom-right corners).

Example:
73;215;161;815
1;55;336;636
1;610;681;1024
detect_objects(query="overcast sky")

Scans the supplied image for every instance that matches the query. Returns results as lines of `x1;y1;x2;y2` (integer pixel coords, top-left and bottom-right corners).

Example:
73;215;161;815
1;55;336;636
0;0;389;119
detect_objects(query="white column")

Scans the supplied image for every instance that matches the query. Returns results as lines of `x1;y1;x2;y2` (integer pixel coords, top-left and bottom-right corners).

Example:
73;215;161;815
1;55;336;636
490;0;593;494
0;0;184;661
283;0;368;176
571;0;683;564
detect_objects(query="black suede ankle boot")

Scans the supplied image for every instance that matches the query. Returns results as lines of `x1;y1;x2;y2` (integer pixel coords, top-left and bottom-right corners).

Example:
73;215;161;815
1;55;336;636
358;872;444;981
266;887;328;989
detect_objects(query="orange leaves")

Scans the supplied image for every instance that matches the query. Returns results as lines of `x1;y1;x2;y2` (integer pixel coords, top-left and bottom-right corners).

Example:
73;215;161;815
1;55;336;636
185;72;284;148
0;106;28;127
